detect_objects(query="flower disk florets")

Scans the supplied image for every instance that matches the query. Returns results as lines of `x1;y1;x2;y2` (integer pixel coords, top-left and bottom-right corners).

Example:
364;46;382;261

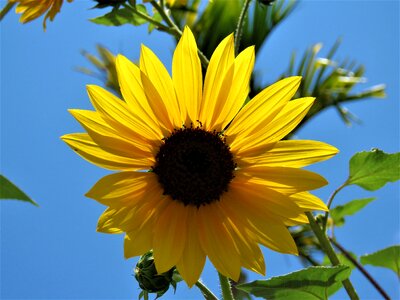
153;126;236;207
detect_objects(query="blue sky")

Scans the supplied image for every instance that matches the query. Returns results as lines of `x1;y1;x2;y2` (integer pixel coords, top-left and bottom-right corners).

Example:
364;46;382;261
1;1;399;299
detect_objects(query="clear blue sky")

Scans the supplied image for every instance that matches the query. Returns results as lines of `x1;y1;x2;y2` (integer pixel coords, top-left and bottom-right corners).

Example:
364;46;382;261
1;1;399;299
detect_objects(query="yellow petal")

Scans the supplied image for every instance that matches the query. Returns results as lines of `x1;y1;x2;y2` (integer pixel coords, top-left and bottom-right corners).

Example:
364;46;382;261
234;97;315;156
124;220;154;258
153;200;188;273
197;203;241;281
240;140;339;168
290;192;329;212
230;174;307;220
97;207;131;234
222;191;298;254
85;171;160;207
212;46;255;131
87;85;161;143
140;45;182;128
172;26;203;126
176;206;206;287
69;109;154;157
199;34;235;130
239;166;328;195
227;76;301;139
115;54;165;137
61;133;151;170
140;71;176;131
219;201;265;275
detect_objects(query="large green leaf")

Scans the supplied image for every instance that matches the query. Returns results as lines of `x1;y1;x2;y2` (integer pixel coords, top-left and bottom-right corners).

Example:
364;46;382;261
236;265;351;300
90;6;148;26
330;197;376;227
0;175;38;206
347;149;400;191
360;245;400;277
322;253;357;296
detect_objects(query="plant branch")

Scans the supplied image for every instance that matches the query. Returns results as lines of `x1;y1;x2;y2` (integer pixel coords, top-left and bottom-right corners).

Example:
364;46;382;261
195;280;219;300
322;180;348;231
234;0;252;55
329;238;390;300
306;212;359;300
218;272;235;300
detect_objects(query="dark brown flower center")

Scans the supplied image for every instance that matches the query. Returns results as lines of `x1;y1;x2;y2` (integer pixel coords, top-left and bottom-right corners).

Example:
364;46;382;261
152;126;236;207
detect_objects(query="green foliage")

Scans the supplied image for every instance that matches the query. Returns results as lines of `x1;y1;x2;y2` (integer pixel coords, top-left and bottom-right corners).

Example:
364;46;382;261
330;198;376;227
236;265;351;300
90;5;148;26
360;245;400;277
322;253;357;296
281;41;386;133
77;45;121;96
0;175;38;206
347;149;400;191
189;0;295;59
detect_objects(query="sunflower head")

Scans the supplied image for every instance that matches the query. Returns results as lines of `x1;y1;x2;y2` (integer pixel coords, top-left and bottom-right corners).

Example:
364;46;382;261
62;26;338;287
9;0;72;29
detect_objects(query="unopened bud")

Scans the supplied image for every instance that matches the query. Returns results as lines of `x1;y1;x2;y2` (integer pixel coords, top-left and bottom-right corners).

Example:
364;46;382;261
135;251;175;298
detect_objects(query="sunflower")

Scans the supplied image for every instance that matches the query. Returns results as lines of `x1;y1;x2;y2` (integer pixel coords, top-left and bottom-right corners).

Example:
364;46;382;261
62;26;338;286
9;0;72;29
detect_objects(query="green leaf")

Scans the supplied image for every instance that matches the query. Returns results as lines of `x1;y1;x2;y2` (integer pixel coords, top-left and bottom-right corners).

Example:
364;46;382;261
330;197;376;226
0;175;38;206
148;12;162;33
347;149;400;191
90;6;148;26
322;253;357;296
360;245;400;277
236;265;351;300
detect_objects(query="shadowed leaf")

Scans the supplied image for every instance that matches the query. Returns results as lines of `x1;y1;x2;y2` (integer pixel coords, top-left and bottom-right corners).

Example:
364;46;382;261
236;265;351;300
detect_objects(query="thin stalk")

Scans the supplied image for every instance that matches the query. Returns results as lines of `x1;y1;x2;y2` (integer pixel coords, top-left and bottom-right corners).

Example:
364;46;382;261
195;280;219;300
306;212;359;300
322;180;348;231
329;238;390;300
123;3;172;33
218;272;235;300
150;0;210;67
0;2;15;21
234;0;252;55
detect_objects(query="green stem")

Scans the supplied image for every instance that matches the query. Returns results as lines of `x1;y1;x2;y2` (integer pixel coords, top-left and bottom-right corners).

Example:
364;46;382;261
0;2;15;21
234;0;252;55
123;3;173;33
306;212;359;300
329;238;390;300
218;272;235;300
150;0;209;67
195;280;219;300
322;180;348;231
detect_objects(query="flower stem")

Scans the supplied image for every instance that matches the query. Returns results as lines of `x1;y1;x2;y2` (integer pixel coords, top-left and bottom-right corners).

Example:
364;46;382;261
305;212;359;300
234;0;252;55
123;3;172;33
329;237;390;300
150;0;210;67
195;280;219;300
218;272;235;300
322;180;348;231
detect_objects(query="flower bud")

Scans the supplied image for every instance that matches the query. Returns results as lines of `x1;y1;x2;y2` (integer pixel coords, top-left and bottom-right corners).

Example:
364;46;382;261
135;251;175;298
